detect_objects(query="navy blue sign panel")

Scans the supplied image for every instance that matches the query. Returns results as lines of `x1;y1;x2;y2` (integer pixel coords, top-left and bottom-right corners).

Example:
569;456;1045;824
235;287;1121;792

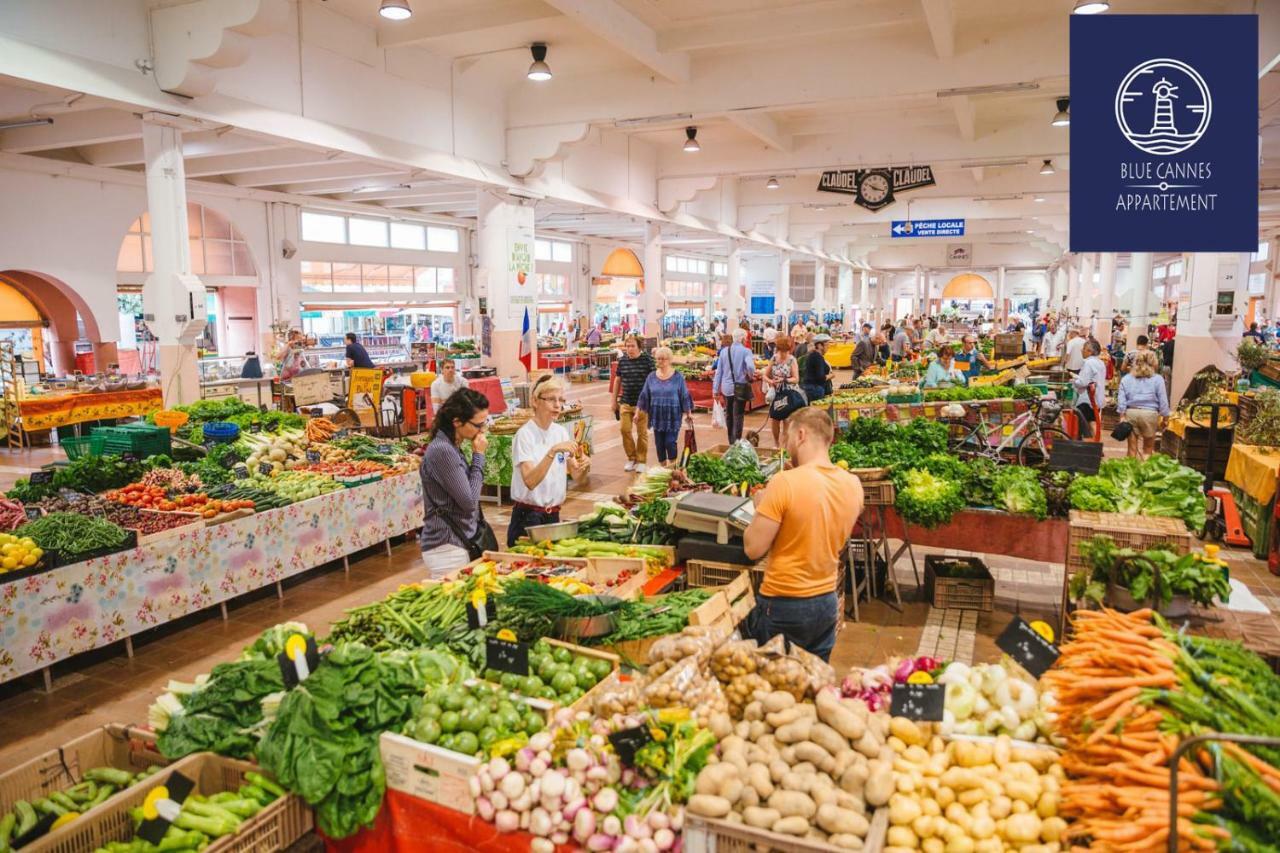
891;219;965;238
1070;15;1257;252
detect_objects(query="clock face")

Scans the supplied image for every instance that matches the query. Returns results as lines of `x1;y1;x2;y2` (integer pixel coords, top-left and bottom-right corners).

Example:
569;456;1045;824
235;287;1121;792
859;173;890;204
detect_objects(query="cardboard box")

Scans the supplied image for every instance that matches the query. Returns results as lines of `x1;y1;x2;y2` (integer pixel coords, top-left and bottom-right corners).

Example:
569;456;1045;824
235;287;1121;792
380;732;482;815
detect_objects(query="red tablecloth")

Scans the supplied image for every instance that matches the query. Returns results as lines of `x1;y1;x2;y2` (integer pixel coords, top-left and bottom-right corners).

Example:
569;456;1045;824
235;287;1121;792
468;376;506;417
686;378;765;411
536;346;565;369
870;507;1068;563
324;791;574;853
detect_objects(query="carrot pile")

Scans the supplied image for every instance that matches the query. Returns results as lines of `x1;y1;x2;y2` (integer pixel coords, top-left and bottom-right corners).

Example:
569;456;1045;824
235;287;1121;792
1043;608;1226;851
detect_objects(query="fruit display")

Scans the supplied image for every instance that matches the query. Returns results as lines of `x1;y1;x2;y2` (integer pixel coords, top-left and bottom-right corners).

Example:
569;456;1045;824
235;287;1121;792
238;428;308;473
0;532;43;572
403;680;546;757
482;638;615;707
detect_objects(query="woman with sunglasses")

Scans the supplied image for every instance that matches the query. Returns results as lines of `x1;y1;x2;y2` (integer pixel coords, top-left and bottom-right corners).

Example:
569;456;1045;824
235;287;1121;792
419;387;491;578
509;375;588;546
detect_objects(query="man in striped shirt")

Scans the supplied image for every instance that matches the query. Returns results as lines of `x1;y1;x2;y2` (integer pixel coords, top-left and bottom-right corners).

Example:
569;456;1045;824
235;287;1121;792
613;335;655;472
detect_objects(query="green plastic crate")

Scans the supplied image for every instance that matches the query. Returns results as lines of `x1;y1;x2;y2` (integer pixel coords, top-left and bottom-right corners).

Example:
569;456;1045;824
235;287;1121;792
61;433;106;460
93;423;172;458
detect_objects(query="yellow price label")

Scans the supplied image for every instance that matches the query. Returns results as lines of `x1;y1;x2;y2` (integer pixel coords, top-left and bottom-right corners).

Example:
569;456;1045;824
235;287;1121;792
1029;620;1055;643
470;589;487;609
142;786;169;820
284;633;307;662
906;671;934;685
496;628;517;642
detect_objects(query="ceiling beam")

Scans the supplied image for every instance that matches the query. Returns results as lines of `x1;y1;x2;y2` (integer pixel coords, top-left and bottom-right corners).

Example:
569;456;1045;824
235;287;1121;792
223;161;403;188
376;0;560;47
725;110;792;152
75;131;280;168
0;107;140;153
333;184;472;202
920;0;955;59
951;95;976;142
379;194;481;208
184;147;342;178
540;0;689;84
272;174;420;195
658;0;917;52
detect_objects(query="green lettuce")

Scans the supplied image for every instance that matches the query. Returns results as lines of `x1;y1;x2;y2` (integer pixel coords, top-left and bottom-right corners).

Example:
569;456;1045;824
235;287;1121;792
896;468;965;528
992;467;1047;519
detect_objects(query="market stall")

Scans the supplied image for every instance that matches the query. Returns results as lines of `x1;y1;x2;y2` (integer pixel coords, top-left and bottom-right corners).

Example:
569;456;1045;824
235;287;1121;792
1224;441;1280;557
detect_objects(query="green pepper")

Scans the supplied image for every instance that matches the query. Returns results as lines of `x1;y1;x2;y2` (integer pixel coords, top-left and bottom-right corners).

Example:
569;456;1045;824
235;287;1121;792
13;801;36;836
85;767;134;787
244;772;284;799
34;797;67;817
65;780;97;804
87;783;116;809
48;791;78;813
1;811;16;851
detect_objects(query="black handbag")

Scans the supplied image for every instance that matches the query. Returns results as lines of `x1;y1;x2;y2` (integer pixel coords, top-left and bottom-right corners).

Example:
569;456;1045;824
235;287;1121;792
729;348;753;402
769;384;808;420
433;499;499;560
1110;420;1134;441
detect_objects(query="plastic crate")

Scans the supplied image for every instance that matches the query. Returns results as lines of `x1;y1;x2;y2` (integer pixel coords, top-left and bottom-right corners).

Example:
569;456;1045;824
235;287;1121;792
201;421;241;444
685;558;765;592
61;433;105;460
924;555;994;611
860;479;895;506
95;423;172;457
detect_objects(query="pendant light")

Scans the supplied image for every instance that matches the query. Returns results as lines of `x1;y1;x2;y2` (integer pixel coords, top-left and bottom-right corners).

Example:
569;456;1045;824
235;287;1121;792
527;43;552;81
766;176;780;190
1039;159;1056;175
1051;97;1070;127
1072;0;1110;13
379;0;412;21
602;248;644;278
683;127;701;153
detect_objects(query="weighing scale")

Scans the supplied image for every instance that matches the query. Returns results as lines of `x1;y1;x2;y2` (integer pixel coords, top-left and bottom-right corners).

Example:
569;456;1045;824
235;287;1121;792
665;491;755;545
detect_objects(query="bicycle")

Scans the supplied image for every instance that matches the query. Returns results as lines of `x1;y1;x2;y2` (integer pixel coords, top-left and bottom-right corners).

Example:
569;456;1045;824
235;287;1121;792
946;397;1071;467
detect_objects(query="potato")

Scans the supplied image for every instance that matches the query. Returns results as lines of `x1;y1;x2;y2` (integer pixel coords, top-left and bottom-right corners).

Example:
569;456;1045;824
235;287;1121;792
887;826;921;849
780;746;797;764
775;719;813;744
829;834;866;850
791;762;817;775
812;785;838;807
772;816;810;836
687;794;732;818
742;806;780;829
834;789;866;814
739;785;759;808
840;762;869;797
744;700;765;722
762;691;797;713
865;759;894;807
769;759;790;783
817;803;870;836
854;731;883;758
794;741;836;773
734;721;751;739
708;711;732;739
768;790;817;819
721;777;745;805
781;772;814;793
695;766;725;795
721;735;746;758
809;722;847;756
747;763;774;799
726;811;743;824
748;720;768;741
833;747;860;778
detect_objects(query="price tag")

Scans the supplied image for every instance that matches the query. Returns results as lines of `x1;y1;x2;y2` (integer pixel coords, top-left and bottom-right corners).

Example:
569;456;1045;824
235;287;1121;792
467;598;497;629
248;422;261;433
277;633;320;689
377;443;393;454
258;462;274;476
996;616;1061;679
23;506;41;521
29;470;53;485
890;683;945;721
484;636;529;676
203;439;216;450
608;725;653;766
233;465;249;480
210;483;234;498
306;450;321;463
335;428;350;439
266;420;280;433
136;771;195;845
221;453;239;470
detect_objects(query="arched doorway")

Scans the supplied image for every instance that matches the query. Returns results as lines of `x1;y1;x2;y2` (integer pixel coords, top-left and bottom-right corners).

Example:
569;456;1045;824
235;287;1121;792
117;202;259;373
0;270;110;378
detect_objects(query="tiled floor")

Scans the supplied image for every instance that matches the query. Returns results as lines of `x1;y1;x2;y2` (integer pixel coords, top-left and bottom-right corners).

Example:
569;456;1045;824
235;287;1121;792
2;368;1278;771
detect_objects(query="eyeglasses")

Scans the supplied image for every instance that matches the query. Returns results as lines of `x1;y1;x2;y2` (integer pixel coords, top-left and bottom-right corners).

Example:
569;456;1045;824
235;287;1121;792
466;417;489;429
538;396;566;405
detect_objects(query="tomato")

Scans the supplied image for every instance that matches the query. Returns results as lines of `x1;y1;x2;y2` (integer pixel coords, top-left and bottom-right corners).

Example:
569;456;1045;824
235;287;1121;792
202;509;216;518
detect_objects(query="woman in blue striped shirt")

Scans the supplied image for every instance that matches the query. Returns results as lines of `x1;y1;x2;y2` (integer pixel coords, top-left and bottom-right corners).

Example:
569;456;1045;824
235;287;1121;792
1116;350;1169;460
419;387;491;578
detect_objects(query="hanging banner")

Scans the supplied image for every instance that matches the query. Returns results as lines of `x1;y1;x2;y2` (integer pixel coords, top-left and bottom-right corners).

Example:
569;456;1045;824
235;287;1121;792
1069;15;1258;251
507;223;535;321
816;165;935;211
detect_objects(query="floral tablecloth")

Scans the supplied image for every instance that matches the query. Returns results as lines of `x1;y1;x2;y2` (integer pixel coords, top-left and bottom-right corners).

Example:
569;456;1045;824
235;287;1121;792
0;474;424;684
20;388;164;431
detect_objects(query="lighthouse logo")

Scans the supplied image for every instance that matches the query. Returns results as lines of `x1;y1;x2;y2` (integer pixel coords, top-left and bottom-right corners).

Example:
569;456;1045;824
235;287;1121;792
1115;58;1212;156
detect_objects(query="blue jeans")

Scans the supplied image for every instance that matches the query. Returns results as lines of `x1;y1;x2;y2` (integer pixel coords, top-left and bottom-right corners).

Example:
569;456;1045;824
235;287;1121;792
653;429;679;463
507;504;559;547
747;591;840;662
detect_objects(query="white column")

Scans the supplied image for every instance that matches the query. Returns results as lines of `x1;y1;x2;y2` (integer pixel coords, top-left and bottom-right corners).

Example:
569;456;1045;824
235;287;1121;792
141;118;204;406
995;266;1007;324
1054;265;1069;315
1127;252;1154;347
1078;253;1097;328
476;192;537;377
1095;252;1117;340
858;270;870;326
256;201;301;358
726;246;744;326
913;266;924;316
1065;258;1080;320
777;254;792;320
1171;253;1250;402
641;221;664;338
812;260;827;319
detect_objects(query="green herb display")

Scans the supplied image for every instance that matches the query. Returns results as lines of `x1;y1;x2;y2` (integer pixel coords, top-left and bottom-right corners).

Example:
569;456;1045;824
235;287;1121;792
921;384;1041;403
1236;339;1271;373
1072;535;1230;608
1239;389;1280;448
684;452;765;491
965;457;1001;507
14;512;130;558
7;453;146;503
495;578;626;641
829;417;948;473
590;589;713;645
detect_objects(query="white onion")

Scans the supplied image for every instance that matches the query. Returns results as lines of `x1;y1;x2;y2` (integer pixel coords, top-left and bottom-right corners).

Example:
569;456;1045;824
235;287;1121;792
624;814;651;839
530;757;549;776
468;775;482;800
587;833;614;851
480;768;495;794
616;839;640;853
490;791;508;811
551;831;569;845
593;787;619;814
566;749;591;772
638;840;659;853
542;770;566;799
500;772;526;801
603;814;621;836
647;811;669;831
520;810;530;831
563;778;581;803
494;809;519;833
511;790;532;812
530;808;552;837
531;839;555;853
529;731;554;752
563;797;586;820
573;808;596;842
653;828;675;850
488;756;511;780
586;766;609;782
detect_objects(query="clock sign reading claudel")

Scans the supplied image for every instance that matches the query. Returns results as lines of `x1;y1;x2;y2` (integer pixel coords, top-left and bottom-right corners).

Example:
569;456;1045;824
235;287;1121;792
816;165;936;211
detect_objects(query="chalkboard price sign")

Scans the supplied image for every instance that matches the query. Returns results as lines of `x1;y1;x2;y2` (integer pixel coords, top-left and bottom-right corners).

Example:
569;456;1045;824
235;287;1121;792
467;599;498;630
335;428;350;439
221;453;239;470
24;507;41;521
608;725;653;767
306;450;321;463
996;617;1061;679
233;465;249;480
29;470;53;485
485;637;529;676
210;483;234;497
377;443;393;455
890;683;945;721
137;771;195;844
248;422;262;433
258;462;274;476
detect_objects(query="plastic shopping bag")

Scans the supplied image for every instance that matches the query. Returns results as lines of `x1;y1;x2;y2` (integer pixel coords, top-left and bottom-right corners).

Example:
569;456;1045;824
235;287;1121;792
711;399;726;427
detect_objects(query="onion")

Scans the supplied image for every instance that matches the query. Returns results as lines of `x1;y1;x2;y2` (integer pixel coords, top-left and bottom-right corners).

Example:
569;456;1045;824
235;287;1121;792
531;839;555;853
574;807;597;842
480;768;495;793
563;797;587;820
586;765;609;782
566;748;591;772
653;828;675;850
520;810;530;831
563;778;581;803
624;814;652;839
593;787;619;814
494;810;520;833
638;840;659;853
476;797;495;822
670;808;683;832
537;749;553;766
542;770;566;799
615;838;640;853
490;791;508;811
531;757;549;776
511;790;532;812
603;814;621;836
516;748;535;773
606;761;621;785
529;731;554;752
647;811;669;831
552;831;569;845
530;808;552;836
587;833;614;851
468;775;482;800
589;734;606;749
488;756;511;780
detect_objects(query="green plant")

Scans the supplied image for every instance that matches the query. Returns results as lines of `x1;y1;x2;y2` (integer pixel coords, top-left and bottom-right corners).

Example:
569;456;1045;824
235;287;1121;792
1239;389;1280;448
1236;338;1270;373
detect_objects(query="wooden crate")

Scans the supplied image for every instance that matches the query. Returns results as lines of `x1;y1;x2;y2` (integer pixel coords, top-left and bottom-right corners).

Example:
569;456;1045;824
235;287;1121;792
24;752;310;853
482;638;620;714
684;807;886;853
860;479;895;506
0;724;167;828
689;570;757;631
924;555;994;611
685;558;766;591
1060;510;1195;637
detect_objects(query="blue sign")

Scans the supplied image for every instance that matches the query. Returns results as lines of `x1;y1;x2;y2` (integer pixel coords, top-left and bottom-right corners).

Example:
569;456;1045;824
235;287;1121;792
891;219;964;238
750;296;776;316
1070;15;1257;252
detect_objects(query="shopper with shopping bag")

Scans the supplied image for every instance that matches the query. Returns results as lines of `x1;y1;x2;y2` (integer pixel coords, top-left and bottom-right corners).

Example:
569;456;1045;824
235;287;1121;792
712;327;757;444
763;334;801;449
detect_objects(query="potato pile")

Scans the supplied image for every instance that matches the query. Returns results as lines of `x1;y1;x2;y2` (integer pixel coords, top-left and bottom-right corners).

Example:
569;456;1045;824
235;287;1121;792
884;721;1066;853
686;689;893;850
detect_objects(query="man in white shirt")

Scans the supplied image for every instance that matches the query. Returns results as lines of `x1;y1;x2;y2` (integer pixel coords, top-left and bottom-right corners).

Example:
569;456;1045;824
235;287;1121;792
1044;318;1066;358
430;358;469;409
1072;339;1108;439
1063;329;1086;372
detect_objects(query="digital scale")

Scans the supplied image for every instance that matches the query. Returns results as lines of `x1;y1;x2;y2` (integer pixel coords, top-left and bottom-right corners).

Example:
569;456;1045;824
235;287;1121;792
665;491;755;544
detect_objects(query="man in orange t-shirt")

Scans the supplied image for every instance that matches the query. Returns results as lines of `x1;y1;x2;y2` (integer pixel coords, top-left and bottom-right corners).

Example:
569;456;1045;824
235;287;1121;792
742;407;863;661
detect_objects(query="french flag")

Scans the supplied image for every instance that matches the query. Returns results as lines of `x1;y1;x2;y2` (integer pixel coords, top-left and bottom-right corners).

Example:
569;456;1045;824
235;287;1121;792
518;306;534;374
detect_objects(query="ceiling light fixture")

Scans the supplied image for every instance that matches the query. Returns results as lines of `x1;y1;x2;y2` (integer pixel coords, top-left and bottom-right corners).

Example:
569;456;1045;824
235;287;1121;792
527;43;552;81
378;0;412;21
1039;159;1056;175
937;82;1040;98
1072;0;1110;13
683;127;700;153
1034;195;1046;202
766;176;780;190
0;117;53;131
1051;97;1070;127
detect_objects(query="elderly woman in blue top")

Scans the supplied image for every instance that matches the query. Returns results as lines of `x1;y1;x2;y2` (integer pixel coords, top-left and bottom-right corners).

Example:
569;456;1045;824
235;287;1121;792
637;346;694;466
712;327;758;444
1116;349;1169;460
921;345;967;388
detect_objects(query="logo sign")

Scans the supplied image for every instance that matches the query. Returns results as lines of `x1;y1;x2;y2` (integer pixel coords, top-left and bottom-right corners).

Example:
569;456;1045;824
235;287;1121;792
817;166;935;211
946;244;972;266
1070;15;1258;251
891;219;965;238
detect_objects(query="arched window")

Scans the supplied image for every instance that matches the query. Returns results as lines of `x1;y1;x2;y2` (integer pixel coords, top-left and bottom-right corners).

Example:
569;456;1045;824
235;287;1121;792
117;203;256;277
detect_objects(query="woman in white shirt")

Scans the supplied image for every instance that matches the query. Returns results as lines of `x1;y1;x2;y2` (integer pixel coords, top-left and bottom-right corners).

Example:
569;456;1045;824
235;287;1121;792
507;375;588;546
430;358;469;409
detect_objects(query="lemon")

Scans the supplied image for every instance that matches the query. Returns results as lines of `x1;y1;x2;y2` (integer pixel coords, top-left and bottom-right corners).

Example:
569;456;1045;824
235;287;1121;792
30;547;42;559
907;671;934;685
2;557;17;570
21;554;36;567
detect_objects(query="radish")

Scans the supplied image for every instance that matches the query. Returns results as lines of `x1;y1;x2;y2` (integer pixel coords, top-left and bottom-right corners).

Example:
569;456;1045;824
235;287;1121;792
531;840;555;853
494;810;519;833
602;814;621;836
653;828;675;851
593;787;619;813
587;834;614;851
475;797;495;822
574;808;596;843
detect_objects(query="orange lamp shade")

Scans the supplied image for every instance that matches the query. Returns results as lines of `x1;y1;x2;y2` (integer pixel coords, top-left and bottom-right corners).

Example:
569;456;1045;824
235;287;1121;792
601;248;644;278
941;273;994;300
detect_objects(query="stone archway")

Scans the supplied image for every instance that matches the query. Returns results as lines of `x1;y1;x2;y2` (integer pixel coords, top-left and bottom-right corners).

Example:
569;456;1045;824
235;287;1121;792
0;270;112;376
